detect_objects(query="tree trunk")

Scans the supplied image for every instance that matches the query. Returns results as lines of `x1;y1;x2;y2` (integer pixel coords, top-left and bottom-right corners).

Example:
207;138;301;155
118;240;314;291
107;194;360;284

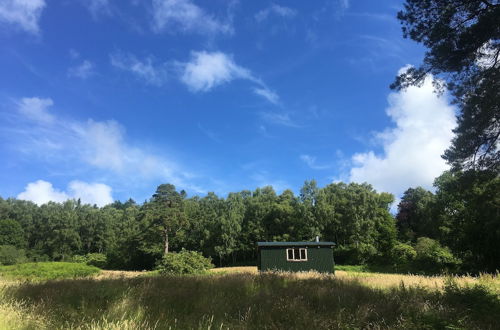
164;228;169;255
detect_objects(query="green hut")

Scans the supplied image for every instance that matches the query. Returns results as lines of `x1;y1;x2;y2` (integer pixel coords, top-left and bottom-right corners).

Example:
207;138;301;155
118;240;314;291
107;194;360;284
257;240;335;273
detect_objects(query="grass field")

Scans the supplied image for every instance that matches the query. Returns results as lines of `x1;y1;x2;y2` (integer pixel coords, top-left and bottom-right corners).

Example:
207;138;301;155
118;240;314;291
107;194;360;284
0;265;498;329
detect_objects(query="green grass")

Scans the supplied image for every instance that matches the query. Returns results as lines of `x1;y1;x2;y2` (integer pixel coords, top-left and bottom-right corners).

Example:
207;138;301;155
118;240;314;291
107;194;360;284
0;262;100;281
0;272;498;329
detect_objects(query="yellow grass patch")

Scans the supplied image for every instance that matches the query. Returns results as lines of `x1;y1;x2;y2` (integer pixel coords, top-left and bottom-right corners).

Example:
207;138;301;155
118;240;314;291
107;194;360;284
210;266;499;292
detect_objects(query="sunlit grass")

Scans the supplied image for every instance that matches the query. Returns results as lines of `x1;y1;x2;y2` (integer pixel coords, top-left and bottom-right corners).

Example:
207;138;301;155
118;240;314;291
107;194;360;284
0;265;498;329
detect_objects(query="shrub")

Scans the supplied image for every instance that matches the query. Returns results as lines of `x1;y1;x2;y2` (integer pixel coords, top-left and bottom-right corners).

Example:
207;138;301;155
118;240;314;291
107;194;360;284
414;237;461;274
156;250;213;275
390;243;416;272
71;253;107;268
0;245;27;265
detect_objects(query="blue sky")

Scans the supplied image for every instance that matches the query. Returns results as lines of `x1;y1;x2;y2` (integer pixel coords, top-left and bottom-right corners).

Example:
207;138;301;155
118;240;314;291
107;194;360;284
0;0;457;206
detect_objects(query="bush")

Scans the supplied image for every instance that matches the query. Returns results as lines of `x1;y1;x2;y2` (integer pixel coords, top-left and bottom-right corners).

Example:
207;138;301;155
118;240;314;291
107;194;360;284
390;243;416;272
414;237;461;274
71;253;107;268
0;245;27;265
156;250;213;275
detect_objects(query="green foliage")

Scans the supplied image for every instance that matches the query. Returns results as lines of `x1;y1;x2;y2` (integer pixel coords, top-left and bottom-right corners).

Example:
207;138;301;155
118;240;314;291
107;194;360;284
72;253;107;268
414;237;461;274
390;242;416;271
0;262;100;280
396;187;437;241
0;245;27;265
156;250;213;275
0;219;26;248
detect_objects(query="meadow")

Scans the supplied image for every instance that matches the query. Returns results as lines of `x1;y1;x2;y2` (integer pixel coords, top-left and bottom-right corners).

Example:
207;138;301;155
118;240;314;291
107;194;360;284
0;264;499;329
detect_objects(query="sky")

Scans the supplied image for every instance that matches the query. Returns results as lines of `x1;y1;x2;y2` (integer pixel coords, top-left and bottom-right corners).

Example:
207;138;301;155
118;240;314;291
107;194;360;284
0;0;457;207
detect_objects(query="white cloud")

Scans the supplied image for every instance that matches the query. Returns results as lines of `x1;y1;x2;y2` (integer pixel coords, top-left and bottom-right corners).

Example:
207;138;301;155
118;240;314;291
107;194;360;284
152;0;232;35
17;179;113;206
0;0;46;34
17;97;54;124
255;4;296;22
68;60;95;79
253;87;280;105
110;52;168;86
180;51;251;92
67;180;113;206
12;97;206;194
347;74;456;198
476;41;499;70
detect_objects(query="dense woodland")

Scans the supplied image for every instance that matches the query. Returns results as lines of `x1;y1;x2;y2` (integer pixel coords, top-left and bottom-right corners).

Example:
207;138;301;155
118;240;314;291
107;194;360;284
0;167;498;273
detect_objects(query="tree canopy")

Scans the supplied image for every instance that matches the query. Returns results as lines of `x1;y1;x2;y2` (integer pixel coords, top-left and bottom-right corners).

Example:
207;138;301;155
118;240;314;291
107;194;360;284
393;0;500;171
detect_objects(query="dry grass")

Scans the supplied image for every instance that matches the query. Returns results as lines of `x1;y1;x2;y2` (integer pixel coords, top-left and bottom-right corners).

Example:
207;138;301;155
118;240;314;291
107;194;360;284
94;270;146;279
210;266;499;292
0;270;498;329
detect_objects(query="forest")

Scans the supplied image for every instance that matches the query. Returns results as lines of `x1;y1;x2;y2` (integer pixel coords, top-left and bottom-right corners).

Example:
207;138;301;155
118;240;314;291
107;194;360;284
1;167;498;274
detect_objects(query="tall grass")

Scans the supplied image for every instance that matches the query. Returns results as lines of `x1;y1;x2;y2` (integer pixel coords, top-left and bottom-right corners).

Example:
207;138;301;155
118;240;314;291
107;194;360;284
1;272;498;329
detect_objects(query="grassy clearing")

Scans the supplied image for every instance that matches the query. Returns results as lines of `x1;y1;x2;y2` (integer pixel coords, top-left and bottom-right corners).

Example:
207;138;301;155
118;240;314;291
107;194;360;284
0;262;100;281
0;269;498;329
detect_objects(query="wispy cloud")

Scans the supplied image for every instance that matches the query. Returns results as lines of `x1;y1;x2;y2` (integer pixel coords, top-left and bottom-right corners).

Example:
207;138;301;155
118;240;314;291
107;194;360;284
5;97;206;194
68;60;95;79
16;97;54;124
253;87;280;105
260;112;299;128
255;4;297;22
151;0;232;36
81;0;112;19
300;154;332;170
110;52;168;86
0;0;46;34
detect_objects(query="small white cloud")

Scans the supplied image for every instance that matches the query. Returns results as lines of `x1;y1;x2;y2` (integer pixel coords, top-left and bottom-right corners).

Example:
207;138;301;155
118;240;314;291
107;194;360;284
255;4;296;22
180;51;251;92
152;0;232;35
17;97;54;124
253;87;280;105
17;179;113;206
347;73;456;198
68;60;95;79
0;0;46;34
110;52;168;86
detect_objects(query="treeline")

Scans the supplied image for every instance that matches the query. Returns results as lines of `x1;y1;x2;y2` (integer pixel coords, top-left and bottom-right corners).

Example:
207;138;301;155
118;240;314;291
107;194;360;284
0;169;498;273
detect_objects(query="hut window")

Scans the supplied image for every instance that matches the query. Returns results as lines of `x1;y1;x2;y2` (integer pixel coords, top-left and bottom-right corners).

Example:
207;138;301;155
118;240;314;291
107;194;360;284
286;248;307;261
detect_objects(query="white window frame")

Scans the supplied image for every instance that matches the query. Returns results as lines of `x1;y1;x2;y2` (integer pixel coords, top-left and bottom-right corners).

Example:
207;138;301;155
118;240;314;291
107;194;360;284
286;248;308;262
